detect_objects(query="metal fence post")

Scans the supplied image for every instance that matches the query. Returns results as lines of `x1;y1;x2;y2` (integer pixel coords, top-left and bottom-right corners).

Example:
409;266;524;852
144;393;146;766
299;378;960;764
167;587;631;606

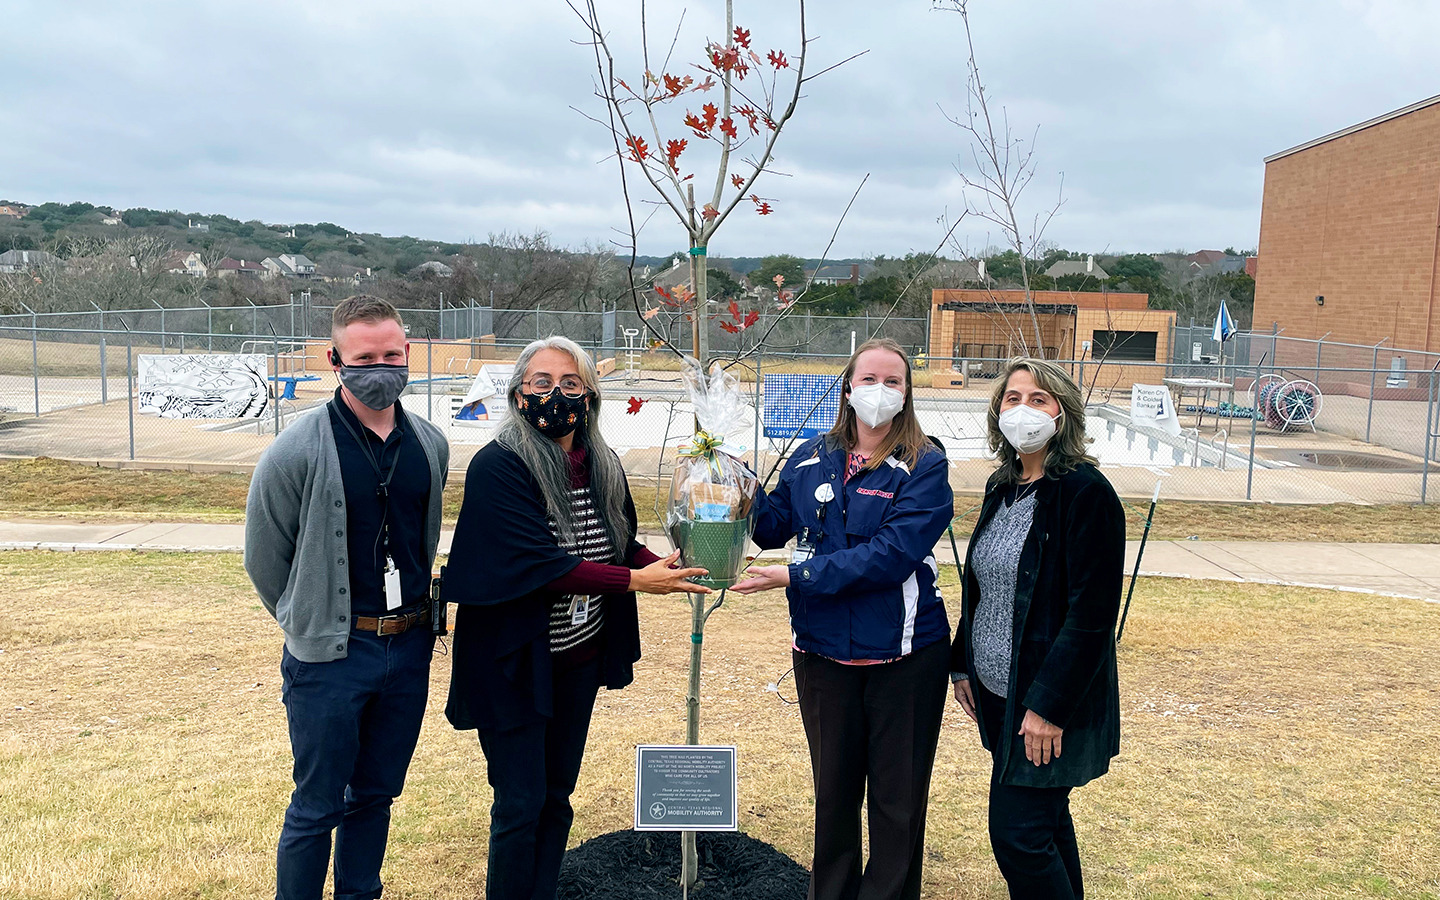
27;304;40;417
203;299;214;352
1366;337;1388;443
427;340;433;422
153;300;167;353
1246;366;1258;500
267;325;281;436
753;348;763;470
1423;366;1437;504
119;317;135;460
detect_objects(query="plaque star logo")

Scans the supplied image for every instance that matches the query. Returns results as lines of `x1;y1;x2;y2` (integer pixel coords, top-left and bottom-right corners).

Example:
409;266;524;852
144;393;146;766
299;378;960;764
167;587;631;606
650;802;667;819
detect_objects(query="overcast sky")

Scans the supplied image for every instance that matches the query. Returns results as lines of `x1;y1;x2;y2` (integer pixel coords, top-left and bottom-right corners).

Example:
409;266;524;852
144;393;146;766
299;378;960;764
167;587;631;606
3;0;1437;259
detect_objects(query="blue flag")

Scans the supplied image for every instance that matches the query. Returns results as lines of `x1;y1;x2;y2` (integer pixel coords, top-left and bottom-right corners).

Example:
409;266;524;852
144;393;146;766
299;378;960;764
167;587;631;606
1212;297;1236;344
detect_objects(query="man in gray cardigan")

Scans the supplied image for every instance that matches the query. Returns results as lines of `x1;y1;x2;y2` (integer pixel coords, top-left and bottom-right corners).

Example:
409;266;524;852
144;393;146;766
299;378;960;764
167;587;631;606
245;295;448;900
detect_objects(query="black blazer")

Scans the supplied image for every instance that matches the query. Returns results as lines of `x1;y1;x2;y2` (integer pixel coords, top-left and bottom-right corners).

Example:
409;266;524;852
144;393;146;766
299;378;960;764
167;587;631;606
442;441;644;732
950;463;1125;788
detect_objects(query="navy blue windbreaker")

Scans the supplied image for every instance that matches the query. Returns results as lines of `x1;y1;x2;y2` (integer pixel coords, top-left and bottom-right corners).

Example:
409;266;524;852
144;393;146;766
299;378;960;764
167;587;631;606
752;434;954;660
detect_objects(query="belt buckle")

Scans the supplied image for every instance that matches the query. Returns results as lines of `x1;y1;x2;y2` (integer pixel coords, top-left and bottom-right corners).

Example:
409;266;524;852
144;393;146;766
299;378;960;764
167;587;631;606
375;613;405;636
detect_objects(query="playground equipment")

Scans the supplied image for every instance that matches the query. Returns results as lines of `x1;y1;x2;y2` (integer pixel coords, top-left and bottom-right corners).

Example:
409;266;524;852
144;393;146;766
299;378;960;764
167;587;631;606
1255;374;1323;432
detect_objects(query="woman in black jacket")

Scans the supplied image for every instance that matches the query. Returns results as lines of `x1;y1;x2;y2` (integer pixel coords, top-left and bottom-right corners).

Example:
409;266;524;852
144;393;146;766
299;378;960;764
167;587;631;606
950;357;1125;900
442;336;708;900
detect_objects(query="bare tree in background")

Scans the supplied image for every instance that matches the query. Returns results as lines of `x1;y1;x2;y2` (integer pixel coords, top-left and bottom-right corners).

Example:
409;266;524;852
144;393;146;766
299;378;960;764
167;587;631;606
935;0;1064;355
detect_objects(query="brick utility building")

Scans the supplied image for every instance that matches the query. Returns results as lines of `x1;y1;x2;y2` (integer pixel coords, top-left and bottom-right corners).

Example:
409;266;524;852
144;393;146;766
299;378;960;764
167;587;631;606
928;289;1174;392
1253;94;1440;355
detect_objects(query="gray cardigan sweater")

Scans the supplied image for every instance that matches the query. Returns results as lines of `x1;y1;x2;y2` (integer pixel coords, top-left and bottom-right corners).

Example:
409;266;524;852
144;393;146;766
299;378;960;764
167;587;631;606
244;402;449;663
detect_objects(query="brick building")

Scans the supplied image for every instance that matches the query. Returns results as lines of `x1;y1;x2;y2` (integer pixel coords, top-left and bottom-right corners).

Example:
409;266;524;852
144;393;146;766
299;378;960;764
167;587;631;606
928;289;1174;392
1253;94;1440;353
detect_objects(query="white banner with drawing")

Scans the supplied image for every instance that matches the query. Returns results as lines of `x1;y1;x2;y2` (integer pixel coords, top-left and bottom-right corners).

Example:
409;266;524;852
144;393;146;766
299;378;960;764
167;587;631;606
1130;383;1182;436
138;354;270;419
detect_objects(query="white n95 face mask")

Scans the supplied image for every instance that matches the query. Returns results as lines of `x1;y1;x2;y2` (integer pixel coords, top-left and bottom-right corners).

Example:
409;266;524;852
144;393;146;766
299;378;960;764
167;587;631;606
998;405;1060;454
849;383;905;428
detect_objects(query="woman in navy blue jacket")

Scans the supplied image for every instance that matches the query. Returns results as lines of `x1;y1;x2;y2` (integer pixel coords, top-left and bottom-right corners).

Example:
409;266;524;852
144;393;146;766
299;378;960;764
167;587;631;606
735;338;954;900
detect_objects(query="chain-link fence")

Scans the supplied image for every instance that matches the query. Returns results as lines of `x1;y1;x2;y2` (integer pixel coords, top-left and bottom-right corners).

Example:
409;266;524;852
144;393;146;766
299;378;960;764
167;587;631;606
4;312;1440;505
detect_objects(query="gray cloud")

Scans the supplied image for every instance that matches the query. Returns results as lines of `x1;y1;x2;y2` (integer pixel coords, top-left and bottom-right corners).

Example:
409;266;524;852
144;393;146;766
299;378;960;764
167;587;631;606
2;0;1437;259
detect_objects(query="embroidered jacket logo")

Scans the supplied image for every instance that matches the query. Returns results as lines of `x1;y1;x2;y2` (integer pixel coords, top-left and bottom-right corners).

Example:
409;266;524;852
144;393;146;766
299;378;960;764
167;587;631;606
855;488;895;499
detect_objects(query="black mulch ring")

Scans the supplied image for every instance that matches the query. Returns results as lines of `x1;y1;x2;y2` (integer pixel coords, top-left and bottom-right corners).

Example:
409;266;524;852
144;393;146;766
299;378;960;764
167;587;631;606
557;830;809;899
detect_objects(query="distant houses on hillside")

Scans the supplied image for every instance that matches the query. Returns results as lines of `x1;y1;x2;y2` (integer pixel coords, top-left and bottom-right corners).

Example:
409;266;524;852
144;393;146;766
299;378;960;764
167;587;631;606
163;251;208;278
261;254;317;280
214;257;265;280
0;249;57;273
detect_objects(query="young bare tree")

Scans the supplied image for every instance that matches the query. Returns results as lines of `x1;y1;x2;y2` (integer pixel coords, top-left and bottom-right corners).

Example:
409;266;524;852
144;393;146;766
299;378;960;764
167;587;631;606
570;2;869;890
935;0;1064;355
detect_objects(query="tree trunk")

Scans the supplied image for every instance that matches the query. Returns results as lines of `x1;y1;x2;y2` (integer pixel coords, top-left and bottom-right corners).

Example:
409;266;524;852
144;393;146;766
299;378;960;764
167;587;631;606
682;239;708;897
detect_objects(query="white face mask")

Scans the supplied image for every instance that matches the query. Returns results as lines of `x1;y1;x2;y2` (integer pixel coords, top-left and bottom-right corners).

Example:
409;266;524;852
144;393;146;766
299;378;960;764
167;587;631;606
849;383;905;429
998;405;1060;454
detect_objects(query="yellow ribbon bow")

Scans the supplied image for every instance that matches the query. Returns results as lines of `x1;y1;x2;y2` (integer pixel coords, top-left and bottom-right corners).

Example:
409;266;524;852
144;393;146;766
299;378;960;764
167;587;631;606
678;429;727;481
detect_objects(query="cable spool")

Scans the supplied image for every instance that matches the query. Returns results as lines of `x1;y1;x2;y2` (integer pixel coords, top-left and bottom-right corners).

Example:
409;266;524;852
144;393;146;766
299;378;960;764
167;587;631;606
1273;379;1322;431
1254;374;1322;432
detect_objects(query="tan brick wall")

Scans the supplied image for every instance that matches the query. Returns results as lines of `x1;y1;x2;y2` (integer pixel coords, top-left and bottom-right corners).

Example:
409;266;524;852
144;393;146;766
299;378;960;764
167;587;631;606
927;290;1174;392
1254;101;1440;351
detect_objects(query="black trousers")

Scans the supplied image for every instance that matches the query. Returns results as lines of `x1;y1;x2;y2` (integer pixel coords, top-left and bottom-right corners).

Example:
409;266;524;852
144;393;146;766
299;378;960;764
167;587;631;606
793;638;949;900
476;658;601;900
978;685;1083;900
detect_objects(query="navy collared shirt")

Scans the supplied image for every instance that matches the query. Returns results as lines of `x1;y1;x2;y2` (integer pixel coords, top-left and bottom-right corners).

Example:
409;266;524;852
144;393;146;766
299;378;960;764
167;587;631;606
327;388;432;617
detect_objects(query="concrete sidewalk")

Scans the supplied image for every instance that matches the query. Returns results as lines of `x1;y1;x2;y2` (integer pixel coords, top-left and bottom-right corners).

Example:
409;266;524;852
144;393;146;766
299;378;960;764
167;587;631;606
1;518;1438;604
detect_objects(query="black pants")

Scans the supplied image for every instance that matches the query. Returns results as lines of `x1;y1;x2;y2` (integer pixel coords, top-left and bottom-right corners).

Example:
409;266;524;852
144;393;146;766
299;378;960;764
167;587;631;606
476;658;601;900
793;638;949;900
978;685;1083;900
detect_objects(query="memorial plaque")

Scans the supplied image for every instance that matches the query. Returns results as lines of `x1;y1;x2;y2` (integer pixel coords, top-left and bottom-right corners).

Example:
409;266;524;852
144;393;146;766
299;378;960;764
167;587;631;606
633;745;738;832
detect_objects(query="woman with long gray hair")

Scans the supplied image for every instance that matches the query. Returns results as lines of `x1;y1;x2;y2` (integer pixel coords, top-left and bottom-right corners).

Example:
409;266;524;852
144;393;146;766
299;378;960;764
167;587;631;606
950;357;1125;899
442;336;709;900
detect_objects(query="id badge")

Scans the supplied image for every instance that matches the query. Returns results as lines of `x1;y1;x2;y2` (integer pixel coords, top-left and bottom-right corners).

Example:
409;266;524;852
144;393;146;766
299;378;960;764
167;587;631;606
792;528;816;564
383;557;403;611
569;595;593;625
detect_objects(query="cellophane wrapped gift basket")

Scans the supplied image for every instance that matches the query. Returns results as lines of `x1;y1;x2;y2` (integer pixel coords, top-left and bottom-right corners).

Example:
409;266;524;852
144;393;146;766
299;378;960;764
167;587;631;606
666;359;759;589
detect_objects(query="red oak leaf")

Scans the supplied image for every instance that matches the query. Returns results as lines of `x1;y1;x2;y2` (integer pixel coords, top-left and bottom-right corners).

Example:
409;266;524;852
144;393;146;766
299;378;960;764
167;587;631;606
720;321;741;334
719;117;737;140
701;204;719;220
756;202;773;215
683;112;708;138
665;138;687;172
625;135;649;162
663;73;692;97
654;284;673;302
728;299;742;319
642;306;661;320
743;310;759;329
676;284;696;304
626;396;645;415
767;50;789;69
731;174;745;189
733;26;751;49
773;274;785;287
702;103;719;131
694;75;716;92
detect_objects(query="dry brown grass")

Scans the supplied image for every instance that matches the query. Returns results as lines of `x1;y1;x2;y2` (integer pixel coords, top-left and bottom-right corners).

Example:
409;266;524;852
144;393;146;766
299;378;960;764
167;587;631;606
0;457;468;525
9;457;1440;545
947;493;1440;544
2;553;1437;898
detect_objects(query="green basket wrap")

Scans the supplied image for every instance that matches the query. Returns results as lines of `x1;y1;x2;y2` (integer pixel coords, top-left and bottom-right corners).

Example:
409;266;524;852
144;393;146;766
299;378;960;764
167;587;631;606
678;519;752;589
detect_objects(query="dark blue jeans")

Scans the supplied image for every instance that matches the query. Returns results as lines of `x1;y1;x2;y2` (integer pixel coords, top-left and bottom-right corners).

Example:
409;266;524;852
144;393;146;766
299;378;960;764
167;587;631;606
277;625;434;900
476;658;601;900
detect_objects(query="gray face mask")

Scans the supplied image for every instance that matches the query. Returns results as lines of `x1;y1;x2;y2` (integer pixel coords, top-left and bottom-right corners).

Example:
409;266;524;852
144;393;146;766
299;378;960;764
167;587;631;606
335;360;409;410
